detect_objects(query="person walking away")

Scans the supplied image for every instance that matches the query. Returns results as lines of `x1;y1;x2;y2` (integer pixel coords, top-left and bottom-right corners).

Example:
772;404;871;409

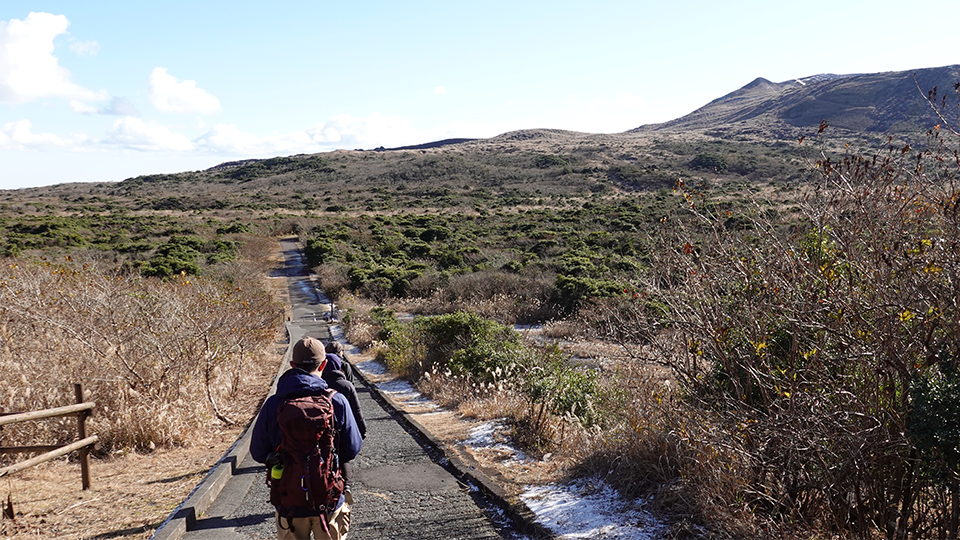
321;352;367;494
321;353;367;440
324;341;355;382
251;336;363;540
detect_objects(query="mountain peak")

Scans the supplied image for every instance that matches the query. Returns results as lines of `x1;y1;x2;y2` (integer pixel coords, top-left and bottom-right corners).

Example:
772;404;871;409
632;65;960;138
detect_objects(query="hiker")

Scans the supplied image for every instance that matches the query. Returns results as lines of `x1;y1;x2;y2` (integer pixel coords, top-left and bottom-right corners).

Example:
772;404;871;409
322;352;367;440
321;352;367;494
324;341;355;382
251;336;363;540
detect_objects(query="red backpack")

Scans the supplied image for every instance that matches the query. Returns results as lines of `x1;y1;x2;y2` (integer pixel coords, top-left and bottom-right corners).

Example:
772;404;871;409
268;392;345;526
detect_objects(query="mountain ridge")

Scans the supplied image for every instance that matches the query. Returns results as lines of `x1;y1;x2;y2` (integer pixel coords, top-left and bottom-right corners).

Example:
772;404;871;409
631;64;960;139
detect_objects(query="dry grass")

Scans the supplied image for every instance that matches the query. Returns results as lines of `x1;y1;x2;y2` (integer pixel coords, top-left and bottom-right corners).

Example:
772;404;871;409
0;337;282;539
408;337;732;524
0;240;289;539
339;295;768;538
0;256;282;453
337;293;382;350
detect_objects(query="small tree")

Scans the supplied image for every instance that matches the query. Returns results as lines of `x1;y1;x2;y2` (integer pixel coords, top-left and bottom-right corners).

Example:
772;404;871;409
690;152;728;172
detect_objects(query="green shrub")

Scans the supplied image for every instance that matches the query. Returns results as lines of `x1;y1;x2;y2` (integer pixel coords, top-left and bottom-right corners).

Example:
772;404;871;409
910;361;960;478
305;238;337;266
141;253;201;278
502;260;524;273
690;152;728;172
139;235;212;277
370;307;403;341
534;154;569;169
416;311;523;379
523;345;603;427
553;274;622;313
216;222;251;234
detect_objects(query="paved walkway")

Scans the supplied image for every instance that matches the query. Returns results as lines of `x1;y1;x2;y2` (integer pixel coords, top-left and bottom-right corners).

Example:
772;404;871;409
154;239;528;540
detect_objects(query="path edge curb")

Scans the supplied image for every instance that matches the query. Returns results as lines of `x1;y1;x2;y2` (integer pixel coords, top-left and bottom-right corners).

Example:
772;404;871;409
344;337;556;540
149;325;294;540
151;313;554;539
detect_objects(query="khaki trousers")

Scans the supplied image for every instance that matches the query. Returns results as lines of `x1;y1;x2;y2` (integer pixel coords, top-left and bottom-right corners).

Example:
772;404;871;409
275;494;352;540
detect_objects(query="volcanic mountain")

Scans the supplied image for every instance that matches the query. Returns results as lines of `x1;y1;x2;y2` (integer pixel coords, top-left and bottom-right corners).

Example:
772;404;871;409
632;64;960;140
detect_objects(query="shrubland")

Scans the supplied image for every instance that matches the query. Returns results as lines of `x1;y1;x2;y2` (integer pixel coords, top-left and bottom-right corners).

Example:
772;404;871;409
327;122;960;537
3;118;958;539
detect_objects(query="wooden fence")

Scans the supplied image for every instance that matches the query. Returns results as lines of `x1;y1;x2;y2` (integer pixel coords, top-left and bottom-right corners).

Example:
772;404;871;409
0;383;97;490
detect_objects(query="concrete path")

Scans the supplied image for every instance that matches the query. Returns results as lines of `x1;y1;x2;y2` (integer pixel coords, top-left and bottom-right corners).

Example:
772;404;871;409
152;239;532;540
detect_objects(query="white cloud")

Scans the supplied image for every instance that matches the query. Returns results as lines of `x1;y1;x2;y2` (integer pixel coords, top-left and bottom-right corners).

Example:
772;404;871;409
3;110;509;164
306;113;416;148
434;86;446;94
0;12;108;104
614;91;646;109
422;119;511;140
102;97;140;116
68;38;100;56
69;100;99;114
70;96;140;116
195;112;515;156
148;67;221;114
196;123;323;155
195;124;266;154
105;117;195;151
0;119;82;150
194;113;435;155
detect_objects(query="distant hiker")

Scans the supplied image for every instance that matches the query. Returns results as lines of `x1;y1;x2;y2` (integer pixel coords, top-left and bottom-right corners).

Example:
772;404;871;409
322;353;367;440
324;341;355;382
321;352;367;495
251;336;363;540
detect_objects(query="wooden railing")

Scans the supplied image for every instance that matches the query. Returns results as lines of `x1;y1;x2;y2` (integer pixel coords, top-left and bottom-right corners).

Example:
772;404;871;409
0;383;97;490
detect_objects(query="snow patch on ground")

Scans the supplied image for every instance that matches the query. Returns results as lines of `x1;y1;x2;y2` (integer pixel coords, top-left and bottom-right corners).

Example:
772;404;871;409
355;359;387;375
521;481;668;540
376;379;438;409
462;422;530;463
353;358;438;410
465;421;667;539
333;317;667;539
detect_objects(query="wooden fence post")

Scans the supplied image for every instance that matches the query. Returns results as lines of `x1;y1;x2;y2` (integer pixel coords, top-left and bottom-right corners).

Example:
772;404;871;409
0;387;97;490
74;383;91;490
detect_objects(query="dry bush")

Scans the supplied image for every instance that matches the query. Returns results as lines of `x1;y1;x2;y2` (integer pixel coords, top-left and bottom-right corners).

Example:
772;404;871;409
569;362;759;538
0;257;282;453
236;233;285;274
537;319;583;340
405;271;444;299
416;366;594;460
315;261;352;299
417;369;524;419
337;293;382;350
398;269;558;325
591;125;960;537
395;294;460;318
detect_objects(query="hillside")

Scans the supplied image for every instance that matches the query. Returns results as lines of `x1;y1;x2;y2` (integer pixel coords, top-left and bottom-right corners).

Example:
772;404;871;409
4;63;960;540
5;65;958;211
6;64;960;265
1;128;808;224
633;64;960;141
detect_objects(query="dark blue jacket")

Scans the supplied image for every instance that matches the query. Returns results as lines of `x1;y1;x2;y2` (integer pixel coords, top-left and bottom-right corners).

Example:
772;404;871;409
250;367;363;465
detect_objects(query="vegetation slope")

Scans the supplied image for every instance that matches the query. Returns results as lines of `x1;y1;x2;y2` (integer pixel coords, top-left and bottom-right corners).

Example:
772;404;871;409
2;65;960;539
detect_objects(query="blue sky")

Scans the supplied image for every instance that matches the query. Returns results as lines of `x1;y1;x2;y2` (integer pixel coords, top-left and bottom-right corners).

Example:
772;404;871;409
2;1;959;190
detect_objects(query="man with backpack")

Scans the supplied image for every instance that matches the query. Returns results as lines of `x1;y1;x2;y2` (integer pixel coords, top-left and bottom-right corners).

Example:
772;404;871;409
251;336;363;539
